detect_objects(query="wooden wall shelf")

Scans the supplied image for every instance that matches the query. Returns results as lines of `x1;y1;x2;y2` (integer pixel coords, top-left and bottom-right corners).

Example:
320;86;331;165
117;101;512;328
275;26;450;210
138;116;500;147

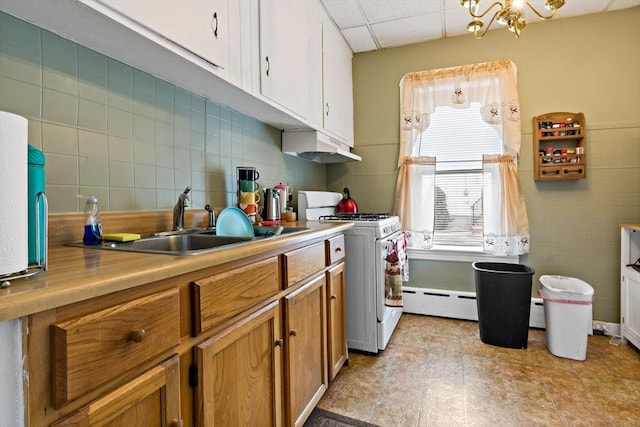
533;112;586;180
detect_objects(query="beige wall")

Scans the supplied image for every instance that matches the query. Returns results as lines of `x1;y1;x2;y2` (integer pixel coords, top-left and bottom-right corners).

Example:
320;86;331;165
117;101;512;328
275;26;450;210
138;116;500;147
328;8;640;322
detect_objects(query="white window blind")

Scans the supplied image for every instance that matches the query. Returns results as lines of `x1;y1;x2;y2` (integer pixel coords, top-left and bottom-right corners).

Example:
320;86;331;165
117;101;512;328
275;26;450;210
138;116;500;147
415;103;503;247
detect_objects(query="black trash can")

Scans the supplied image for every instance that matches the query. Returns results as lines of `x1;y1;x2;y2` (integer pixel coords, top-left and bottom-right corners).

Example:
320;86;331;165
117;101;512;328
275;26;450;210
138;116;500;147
472;262;535;349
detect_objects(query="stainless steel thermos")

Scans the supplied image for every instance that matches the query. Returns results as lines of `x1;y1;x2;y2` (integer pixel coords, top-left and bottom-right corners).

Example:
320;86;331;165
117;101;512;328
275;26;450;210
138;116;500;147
262;188;281;222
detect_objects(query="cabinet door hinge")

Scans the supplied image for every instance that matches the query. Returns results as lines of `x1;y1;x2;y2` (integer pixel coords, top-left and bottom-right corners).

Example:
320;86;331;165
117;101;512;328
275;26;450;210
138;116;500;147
189;363;198;388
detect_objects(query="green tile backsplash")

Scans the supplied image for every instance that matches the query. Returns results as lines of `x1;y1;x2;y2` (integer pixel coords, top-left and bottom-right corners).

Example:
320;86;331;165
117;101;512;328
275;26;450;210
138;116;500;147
0;11;325;214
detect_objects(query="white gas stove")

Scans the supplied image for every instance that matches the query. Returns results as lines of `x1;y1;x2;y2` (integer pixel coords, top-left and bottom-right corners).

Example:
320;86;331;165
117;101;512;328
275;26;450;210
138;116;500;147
298;191;404;353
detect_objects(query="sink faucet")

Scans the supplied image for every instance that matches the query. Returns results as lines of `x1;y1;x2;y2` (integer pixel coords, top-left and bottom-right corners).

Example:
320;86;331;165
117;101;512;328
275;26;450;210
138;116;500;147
205;204;216;229
173;187;191;231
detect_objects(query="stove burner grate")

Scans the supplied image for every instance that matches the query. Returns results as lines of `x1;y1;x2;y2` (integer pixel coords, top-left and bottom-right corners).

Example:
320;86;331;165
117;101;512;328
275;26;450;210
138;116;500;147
320;213;393;221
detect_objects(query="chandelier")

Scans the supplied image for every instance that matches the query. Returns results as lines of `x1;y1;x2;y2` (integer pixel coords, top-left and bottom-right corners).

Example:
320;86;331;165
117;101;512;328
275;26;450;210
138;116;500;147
461;0;566;38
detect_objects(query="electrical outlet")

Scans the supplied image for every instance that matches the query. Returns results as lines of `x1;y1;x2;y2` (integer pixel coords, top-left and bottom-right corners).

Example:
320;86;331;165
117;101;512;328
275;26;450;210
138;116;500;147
593;321;608;334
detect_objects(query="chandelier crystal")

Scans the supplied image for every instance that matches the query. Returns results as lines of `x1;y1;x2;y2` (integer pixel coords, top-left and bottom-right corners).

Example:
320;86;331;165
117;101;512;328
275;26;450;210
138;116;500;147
461;0;566;39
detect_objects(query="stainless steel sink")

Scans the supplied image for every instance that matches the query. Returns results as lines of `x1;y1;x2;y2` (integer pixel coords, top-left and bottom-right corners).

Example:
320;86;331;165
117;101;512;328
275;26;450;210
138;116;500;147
68;234;253;255
67;226;311;255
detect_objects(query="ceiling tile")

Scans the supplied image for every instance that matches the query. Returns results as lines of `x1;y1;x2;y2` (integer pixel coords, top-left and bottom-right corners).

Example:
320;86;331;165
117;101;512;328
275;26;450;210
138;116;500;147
358;0;442;24
371;13;444;49
609;0;640;10
444;3;477;37
321;0;366;29
343;26;379;52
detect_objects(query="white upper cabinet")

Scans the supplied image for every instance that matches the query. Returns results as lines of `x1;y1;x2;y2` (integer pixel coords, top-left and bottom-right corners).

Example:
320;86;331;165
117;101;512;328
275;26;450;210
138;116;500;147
258;0;311;120
321;19;354;146
97;0;230;70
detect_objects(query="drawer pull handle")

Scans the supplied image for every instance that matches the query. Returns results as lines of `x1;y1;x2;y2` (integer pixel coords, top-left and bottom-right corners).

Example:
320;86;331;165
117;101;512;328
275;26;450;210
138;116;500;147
274;338;284;347
563;168;583;174
289;329;297;337
334;247;342;252
127;329;146;343
211;12;218;38
542;169;560;175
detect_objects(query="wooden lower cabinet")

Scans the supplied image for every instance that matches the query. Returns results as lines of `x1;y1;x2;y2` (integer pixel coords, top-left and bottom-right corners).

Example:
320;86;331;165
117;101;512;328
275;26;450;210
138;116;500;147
284;273;328;427
22;233;346;427
194;301;283;427
326;262;347;381
51;354;182;426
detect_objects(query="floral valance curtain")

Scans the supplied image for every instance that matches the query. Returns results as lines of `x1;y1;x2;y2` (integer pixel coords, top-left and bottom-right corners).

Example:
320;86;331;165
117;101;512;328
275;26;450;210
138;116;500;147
393;59;530;255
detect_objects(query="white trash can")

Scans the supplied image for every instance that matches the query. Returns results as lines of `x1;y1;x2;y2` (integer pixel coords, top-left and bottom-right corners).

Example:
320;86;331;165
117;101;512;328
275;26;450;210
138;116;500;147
539;275;594;361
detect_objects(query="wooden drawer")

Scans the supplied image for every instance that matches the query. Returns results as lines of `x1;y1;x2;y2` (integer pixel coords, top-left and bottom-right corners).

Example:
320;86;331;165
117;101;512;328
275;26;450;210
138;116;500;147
283;242;325;288
51;288;181;408
538;164;585;180
192;256;279;335
326;235;345;265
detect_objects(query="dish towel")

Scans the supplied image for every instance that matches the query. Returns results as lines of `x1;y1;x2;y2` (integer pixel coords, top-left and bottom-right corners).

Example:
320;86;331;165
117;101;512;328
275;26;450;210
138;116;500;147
385;232;408;308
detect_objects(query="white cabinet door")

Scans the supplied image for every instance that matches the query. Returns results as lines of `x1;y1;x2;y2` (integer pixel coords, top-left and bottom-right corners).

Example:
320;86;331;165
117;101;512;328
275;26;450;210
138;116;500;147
322;20;353;145
98;0;229;69
622;271;640;348
621;226;640;349
259;0;310;119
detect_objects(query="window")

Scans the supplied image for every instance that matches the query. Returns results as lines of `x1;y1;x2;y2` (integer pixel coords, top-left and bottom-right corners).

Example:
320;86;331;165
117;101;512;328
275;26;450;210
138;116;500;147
396;59;529;258
415;103;503;247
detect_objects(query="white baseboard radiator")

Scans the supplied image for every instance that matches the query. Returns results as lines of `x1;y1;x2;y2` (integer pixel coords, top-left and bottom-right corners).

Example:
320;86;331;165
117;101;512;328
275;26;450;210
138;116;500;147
402;286;546;329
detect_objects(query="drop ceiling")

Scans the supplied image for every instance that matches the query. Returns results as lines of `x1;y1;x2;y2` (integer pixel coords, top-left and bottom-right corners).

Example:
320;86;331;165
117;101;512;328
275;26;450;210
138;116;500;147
320;0;640;53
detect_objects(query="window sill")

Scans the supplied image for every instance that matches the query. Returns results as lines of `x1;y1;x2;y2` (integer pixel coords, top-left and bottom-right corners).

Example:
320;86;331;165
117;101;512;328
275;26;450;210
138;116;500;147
408;246;519;263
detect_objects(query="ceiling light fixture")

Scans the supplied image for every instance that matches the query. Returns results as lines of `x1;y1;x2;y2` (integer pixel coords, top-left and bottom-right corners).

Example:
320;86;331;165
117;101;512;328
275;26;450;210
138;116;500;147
461;0;566;39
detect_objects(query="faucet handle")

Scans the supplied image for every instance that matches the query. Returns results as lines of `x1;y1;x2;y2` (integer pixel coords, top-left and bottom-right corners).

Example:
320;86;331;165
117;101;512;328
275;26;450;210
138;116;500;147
182;187;191;195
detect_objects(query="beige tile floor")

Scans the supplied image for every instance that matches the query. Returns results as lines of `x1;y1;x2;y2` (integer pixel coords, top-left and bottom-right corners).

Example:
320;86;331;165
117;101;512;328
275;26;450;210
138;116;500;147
317;314;640;426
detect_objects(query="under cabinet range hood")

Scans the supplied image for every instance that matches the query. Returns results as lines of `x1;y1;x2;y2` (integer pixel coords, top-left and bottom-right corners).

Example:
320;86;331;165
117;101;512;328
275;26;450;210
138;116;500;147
282;130;362;163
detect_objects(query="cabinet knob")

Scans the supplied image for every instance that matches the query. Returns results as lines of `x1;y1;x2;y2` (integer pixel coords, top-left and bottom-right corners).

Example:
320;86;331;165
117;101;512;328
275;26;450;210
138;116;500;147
289;329;297;337
170;419;184;427
274;338;284;347
334;247;342;253
331;294;337;300
126;329;146;343
265;56;270;76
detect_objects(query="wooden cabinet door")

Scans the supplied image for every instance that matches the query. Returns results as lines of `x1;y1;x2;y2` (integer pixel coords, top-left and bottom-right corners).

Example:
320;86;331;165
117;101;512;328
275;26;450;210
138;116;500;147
326;262;347;381
99;0;229;69
51;354;182;427
284;274;327;427
194;301;283;427
258;0;310;118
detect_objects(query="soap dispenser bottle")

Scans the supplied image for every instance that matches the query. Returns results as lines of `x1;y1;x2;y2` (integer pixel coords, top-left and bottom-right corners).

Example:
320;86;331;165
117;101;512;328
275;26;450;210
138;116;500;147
83;196;103;245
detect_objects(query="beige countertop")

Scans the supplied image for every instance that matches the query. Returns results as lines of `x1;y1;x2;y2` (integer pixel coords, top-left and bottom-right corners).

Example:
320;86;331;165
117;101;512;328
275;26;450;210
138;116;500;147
621;224;640;232
0;221;353;322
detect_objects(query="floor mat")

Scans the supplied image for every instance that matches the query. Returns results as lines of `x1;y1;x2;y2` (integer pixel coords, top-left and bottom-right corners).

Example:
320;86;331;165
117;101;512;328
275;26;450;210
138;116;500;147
303;408;380;427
